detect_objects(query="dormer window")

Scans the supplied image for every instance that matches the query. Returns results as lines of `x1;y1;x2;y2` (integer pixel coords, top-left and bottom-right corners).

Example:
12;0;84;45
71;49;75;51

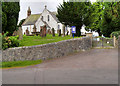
48;15;50;21
42;16;43;20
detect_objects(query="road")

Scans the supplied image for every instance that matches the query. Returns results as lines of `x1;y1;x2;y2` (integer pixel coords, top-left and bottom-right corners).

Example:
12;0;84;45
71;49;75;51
2;48;118;84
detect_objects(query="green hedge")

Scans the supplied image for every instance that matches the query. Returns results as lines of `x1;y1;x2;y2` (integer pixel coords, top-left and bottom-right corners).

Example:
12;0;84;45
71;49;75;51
111;31;120;39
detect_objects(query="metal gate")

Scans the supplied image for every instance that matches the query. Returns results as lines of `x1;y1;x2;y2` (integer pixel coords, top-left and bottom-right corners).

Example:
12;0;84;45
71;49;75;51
92;37;114;48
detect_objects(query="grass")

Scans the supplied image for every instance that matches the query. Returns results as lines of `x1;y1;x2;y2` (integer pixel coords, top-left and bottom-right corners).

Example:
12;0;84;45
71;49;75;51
0;60;42;68
19;34;78;47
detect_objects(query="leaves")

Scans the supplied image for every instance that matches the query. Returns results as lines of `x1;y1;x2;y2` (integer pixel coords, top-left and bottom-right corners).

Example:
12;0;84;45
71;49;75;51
101;2;120;37
2;2;20;35
57;1;91;36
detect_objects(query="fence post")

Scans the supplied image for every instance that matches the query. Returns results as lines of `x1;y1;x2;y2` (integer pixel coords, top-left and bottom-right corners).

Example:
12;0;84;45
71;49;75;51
70;29;72;37
113;36;117;47
118;36;120;48
86;33;93;48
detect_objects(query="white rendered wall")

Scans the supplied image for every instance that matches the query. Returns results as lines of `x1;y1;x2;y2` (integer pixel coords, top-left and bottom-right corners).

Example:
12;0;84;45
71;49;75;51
22;25;34;35
35;19;45;32
39;8;58;33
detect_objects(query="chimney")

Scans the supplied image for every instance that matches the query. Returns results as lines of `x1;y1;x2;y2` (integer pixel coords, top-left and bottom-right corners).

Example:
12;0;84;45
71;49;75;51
27;6;31;17
45;5;47;9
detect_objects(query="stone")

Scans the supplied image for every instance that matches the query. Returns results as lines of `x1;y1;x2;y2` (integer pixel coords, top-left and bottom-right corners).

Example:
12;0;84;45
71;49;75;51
33;25;37;32
62;25;65;37
26;28;29;36
18;27;23;40
12;27;23;40
2;37;92;62
57;29;61;36
40;25;47;37
48;29;52;34
52;28;55;37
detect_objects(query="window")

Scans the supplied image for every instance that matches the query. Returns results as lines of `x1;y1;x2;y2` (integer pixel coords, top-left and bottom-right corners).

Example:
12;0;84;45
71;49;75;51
58;25;60;29
48;15;50;21
42;16;43;20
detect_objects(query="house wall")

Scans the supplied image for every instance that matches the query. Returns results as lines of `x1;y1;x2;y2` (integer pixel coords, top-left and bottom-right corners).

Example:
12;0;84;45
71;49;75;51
22;25;34;35
58;23;63;34
66;26;71;35
57;23;71;35
22;7;72;35
35;19;46;32
2;37;92;62
39;9;59;33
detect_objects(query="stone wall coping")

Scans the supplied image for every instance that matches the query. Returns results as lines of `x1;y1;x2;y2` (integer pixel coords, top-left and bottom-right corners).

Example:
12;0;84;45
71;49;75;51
3;37;89;51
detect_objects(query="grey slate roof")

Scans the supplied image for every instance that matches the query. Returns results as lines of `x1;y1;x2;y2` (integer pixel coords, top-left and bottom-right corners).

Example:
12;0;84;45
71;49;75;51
22;14;41;26
22;10;60;26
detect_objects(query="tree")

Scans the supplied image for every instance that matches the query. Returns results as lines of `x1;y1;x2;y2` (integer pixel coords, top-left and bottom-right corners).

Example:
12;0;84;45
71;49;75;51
101;2;120;37
84;2;104;36
18;19;25;27
2;2;20;36
57;2;91;36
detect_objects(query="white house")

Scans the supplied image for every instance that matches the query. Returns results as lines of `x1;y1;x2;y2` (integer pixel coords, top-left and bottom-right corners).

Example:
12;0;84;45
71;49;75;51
22;6;71;35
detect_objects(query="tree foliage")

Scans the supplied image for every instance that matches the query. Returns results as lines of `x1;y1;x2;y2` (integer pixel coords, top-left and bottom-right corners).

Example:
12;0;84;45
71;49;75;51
57;1;91;36
18;19;25;27
57;1;120;37
84;2;104;36
2;2;20;36
101;2;120;37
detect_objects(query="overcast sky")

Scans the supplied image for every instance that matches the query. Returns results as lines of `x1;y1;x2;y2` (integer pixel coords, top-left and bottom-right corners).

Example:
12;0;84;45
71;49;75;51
18;0;96;23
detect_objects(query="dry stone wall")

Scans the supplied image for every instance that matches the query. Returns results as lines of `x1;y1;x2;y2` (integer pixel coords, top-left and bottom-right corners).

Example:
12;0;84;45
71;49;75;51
2;37;92;62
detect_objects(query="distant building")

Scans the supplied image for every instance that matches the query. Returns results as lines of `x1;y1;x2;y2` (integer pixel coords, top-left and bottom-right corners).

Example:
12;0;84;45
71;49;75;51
22;6;71;35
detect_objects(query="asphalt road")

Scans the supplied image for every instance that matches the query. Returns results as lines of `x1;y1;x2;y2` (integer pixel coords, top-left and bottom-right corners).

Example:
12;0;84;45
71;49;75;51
2;48;118;84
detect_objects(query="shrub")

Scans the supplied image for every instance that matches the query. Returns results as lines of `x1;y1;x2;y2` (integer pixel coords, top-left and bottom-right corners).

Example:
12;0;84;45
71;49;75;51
2;32;20;50
111;31;120;39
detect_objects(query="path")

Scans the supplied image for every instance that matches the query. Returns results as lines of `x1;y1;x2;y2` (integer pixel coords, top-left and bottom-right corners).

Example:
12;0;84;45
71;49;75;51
2;48;118;84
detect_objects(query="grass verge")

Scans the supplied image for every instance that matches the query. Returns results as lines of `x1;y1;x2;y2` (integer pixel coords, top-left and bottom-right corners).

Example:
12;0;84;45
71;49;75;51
19;34;79;47
0;60;42;68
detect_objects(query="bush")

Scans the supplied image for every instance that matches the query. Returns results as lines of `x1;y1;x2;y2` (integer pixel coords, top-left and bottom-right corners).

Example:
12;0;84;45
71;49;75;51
111;31;120;39
2;32;20;50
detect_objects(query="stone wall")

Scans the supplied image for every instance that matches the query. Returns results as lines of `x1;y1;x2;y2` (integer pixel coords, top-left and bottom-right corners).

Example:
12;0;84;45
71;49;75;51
2;37;92;62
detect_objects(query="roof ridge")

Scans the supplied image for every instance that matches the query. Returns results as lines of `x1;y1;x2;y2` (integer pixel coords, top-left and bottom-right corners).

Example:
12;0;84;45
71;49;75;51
31;13;42;15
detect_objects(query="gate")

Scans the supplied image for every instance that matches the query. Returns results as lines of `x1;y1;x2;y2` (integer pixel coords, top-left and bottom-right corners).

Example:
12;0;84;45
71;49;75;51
92;37;114;48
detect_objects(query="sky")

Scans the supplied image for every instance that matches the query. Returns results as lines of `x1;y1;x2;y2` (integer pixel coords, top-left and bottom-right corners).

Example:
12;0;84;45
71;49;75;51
18;0;96;22
19;0;63;22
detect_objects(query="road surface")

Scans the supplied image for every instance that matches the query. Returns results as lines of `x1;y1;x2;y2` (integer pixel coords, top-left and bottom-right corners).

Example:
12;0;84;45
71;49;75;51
2;48;118;84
